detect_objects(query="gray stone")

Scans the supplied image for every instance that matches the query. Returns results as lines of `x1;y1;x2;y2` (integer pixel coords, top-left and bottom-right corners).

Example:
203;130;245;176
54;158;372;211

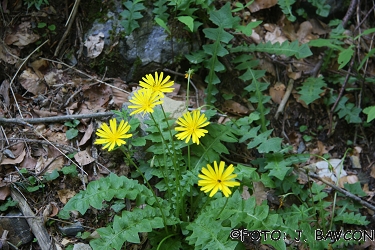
83;0;191;81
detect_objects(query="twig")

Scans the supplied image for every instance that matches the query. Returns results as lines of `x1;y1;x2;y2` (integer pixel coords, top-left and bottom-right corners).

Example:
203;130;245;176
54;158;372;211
342;0;358;28
41;58;130;94
0;138;77;153
9;40;49;118
54;0;81;57
163;68;200;107
275;79;294;120
11;188;56;250
327;56;356;137
308;173;375;212
0;112;114;125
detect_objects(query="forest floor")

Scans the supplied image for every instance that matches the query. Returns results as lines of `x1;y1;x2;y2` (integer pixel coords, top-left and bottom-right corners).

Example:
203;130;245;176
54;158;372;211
1;0;375;249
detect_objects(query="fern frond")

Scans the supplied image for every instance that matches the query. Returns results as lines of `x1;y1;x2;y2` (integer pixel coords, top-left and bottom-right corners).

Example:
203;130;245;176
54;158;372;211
62;174;155;215
232;40;312;59
278;0;296;22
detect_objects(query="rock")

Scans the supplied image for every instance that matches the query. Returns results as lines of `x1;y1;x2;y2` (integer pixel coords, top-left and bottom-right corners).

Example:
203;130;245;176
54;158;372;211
0;210;33;246
58;221;84;236
83;0;191;81
73;243;92;250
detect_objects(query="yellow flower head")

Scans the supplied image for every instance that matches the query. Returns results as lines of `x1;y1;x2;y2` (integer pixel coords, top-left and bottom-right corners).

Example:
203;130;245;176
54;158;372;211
175;110;209;145
128;88;163;116
94;118;132;151
139;72;174;97
198;161;240;197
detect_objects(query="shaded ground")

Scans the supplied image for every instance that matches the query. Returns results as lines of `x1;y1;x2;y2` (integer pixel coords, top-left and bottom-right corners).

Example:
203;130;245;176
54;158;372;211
1;0;375;249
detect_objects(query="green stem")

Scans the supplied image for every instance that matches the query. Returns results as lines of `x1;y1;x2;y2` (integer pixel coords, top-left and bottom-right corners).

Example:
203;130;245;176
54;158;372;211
151;110;185;221
215;198;229;219
157;233;179;250
120;146;168;234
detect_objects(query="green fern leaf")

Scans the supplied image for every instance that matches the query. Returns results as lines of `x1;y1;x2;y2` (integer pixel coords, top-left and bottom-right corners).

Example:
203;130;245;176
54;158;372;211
264;153;292;180
232;41;312;59
334;211;369;225
298;76;326;105
278;0;296;21
120;0;145;35
191;123;237;173
62;174;154;215
90;206;165;249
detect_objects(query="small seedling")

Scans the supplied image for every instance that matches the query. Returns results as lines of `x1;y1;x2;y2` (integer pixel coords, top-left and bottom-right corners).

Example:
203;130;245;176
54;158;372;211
64;120;80;140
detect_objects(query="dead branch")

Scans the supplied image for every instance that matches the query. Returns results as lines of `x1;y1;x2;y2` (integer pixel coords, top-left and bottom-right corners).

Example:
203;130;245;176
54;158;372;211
0;112;114;126
11;188;56;250
327;55;356;137
54;0;81;57
342;0;358;28
0;138;77;153
275;79;294;120
308;173;375;212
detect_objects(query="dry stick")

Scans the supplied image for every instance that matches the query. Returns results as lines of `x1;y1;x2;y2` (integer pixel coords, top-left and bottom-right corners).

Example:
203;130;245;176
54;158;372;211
11;188;56;250
275;79;294;120
354;4;375;31
0;138;77;153
163;68;200;107
54;0;81;57
308;173;375;212
41;58;130;94
0;112;114;125
9;40;49;118
327;56;356;137
342;0;358;28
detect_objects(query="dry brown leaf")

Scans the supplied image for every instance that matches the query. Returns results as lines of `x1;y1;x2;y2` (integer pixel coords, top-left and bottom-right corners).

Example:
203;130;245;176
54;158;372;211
248;0;278;13
297;21;314;44
112;87;130;107
74;150;95;166
286;64;302;80
32;110;58;118
5;22;40;46
44;69;65;86
258;58;276;76
222;100;250;115
269;82;285;104
79;123;94;146
264;24;288;44
310;19;330;35
241;186;251;200
35;154;65;174
30;59;49;78
338;175;358;188
57;189;76;204
19;68;46;95
363;183;375;201
0;43;20;64
280;16;298;41
84;32;105;58
371;165;375;179
0;80;10;107
0;149;26;165
0;186;10;201
81;83;111;113
252;181;267;205
20;153;38;171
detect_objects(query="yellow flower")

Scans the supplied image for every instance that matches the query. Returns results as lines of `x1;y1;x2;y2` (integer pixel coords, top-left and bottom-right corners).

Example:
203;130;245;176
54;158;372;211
198;161;240;197
175;110;209;145
128;88;163;116
139;72;174;97
94;118;132;151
